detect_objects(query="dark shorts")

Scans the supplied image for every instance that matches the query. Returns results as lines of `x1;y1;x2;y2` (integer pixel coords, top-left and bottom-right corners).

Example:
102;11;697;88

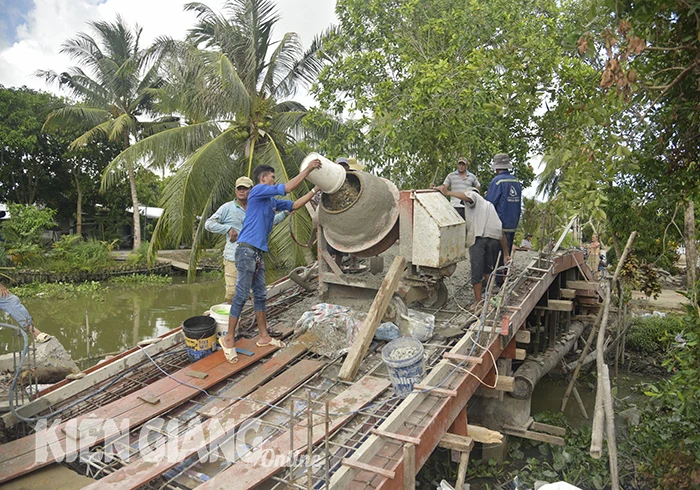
469;237;501;284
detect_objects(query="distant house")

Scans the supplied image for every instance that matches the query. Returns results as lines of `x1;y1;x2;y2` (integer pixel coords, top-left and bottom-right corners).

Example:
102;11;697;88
126;206;164;220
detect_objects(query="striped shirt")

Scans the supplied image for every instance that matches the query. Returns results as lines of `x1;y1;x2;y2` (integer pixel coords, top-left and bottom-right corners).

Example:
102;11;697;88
443;170;480;208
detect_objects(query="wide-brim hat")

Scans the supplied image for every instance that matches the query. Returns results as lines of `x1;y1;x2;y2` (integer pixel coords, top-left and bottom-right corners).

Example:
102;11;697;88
492;153;512;171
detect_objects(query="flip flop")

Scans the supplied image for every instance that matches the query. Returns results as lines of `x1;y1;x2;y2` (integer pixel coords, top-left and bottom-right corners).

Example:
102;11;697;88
256;338;286;349
267;327;283;338
34;333;52;343
218;338;238;363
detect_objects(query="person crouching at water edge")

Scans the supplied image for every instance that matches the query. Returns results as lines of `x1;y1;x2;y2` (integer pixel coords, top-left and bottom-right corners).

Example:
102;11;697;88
218;162;321;363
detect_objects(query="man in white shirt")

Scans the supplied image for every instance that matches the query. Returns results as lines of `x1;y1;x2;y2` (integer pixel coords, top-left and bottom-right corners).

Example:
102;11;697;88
440;187;510;305
205;176;288;303
438;157;480;218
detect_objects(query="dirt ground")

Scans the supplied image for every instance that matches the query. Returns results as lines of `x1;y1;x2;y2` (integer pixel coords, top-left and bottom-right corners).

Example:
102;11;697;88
631;288;689;312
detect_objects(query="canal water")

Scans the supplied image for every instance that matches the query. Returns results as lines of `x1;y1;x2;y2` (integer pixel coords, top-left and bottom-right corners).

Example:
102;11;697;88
1;277;225;368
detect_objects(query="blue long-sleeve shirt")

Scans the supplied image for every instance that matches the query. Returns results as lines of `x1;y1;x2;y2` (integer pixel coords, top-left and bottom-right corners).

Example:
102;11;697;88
205;198;287;260
485;171;522;232
237;184;295;252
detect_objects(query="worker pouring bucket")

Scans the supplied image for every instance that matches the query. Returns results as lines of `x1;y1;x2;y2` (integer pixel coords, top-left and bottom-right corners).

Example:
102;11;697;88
300;152;346;194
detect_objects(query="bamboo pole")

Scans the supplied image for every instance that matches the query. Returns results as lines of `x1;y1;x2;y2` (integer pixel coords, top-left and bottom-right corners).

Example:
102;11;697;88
560;305;604;412
590;284;610;460
601;364;619;488
589;231;636;489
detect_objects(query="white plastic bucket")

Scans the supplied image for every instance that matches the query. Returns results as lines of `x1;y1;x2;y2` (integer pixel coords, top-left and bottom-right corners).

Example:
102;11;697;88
400;310;435;342
208;304;230;339
300;152;346;194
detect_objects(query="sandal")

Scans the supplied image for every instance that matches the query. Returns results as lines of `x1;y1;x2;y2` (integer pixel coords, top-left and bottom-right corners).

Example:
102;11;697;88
256;338;286;349
218;338;238;363
34;332;52;343
267;327;283;338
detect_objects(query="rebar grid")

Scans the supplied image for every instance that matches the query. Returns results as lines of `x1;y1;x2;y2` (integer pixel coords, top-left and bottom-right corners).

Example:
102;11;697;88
39;349;191;422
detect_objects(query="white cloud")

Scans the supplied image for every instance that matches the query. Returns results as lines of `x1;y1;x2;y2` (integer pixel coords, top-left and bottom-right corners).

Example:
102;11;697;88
0;0;337;105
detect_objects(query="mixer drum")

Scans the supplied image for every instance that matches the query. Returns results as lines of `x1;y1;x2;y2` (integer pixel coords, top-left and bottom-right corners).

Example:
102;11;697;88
318;171;400;257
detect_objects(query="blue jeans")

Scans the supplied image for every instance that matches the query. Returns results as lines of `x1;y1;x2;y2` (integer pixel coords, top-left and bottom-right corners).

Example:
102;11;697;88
230;245;267;319
0;293;33;328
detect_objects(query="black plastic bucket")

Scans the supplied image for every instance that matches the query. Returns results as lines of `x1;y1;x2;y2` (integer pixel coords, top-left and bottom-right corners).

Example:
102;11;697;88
182;316;217;362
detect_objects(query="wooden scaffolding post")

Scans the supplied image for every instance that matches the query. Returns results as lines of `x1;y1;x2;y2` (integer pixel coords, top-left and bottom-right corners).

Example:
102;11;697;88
339;255;406;381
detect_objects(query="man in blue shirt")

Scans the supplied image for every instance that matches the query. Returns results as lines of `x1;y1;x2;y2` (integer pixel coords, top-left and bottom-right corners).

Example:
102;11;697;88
219;160;322;362
485;153;522;285
205;176;288;304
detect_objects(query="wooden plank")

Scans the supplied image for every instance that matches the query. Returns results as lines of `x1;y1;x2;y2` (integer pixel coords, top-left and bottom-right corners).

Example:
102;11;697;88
536;299;573;312
567;280;597;290
515;330;531;344
371;429;421;446
443;352;483;364
197;375;390;490
403;444;415;490
197;339;309;417
0;330;291;485
321;249;344;275
577;297;600;305
437;434;474;452
136;394;160;405
560;288;576;299
531;422;567;437
342;460;396;479
1;329;184;429
495;375;515;392
413;384;458;397
339;256;406;381
80;359;324;490
501;428;565;446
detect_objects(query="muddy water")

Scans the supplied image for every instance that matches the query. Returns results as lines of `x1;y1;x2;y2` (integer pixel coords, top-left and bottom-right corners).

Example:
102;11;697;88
0;277;224;368
532;371;652;427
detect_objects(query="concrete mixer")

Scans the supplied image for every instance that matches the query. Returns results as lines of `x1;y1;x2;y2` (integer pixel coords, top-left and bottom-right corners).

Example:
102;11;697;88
302;154;467;316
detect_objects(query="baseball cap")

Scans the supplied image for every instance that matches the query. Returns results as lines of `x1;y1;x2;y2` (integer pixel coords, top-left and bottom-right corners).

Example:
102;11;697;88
336;157;350;166
235;176;254;188
457;157;468;164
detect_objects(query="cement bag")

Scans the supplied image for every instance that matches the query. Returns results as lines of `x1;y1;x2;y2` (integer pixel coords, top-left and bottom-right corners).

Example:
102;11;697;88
375;322;400;341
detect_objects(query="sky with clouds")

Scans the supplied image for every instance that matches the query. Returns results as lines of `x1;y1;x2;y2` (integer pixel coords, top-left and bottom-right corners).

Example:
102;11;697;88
0;0;337;107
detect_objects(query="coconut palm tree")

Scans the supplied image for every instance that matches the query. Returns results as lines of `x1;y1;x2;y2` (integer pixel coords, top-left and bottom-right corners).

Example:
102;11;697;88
39;16;178;250
109;0;333;276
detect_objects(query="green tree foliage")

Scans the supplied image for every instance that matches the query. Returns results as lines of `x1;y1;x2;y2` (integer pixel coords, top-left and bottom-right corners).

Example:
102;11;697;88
627;302;700;488
314;0;560;188
536;0;700;274
0;86;70;206
111;0;329;276
0;204;57;264
39;16;179;250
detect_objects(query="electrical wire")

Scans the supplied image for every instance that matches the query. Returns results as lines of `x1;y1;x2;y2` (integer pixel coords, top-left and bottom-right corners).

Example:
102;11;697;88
2;320;187;426
134;261;513;419
5;260;513;434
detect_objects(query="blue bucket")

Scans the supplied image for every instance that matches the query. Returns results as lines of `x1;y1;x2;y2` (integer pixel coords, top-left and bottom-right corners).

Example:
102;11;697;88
381;337;425;398
182;316;217;363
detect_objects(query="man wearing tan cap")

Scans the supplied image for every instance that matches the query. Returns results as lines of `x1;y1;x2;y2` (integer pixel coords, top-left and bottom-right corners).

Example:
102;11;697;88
438;156;480;218
205;176;288;306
